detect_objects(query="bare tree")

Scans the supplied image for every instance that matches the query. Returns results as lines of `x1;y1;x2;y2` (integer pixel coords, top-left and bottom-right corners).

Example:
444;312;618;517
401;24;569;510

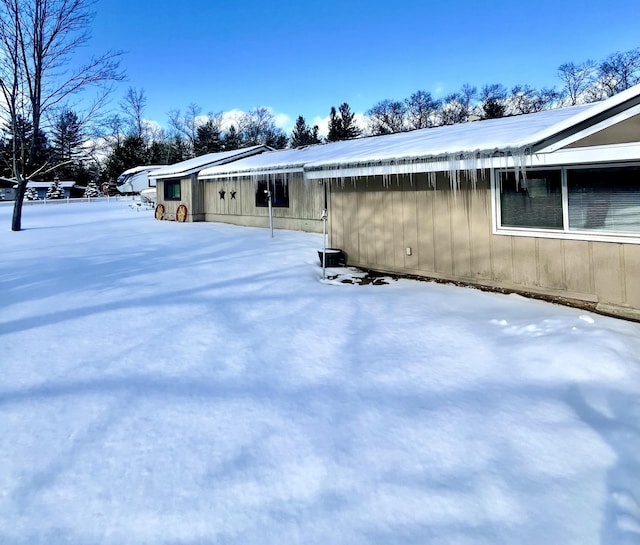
0;0;123;230
404;90;440;130
238;106;287;148
592;48;640;99
479;83;508;119
366;99;407;135
509;85;561;114
438;85;477;125
167;103;202;157
557;60;597;105
121;87;147;139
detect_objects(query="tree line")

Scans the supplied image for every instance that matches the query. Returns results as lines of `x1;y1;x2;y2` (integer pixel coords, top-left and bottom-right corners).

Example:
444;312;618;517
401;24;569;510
2;0;639;230
101;46;640;186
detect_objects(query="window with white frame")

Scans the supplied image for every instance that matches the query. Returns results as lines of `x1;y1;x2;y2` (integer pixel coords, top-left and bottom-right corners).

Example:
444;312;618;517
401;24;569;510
497;164;640;238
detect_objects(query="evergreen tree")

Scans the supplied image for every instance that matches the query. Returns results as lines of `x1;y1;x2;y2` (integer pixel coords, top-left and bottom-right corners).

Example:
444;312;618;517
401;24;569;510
327;103;361;142
327;107;342;142
83;181;101;198
24;187;39;200
194;118;223;155
223;125;242;150
166;135;190;164
102;134;149;186
264;130;288;149
2;115;52;178
290;116;321;148
46;180;64;199
51;109;84;180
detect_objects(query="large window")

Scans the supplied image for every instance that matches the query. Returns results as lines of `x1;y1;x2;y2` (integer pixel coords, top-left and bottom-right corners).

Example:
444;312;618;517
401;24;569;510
497;165;640;238
164;179;181;201
255;178;289;208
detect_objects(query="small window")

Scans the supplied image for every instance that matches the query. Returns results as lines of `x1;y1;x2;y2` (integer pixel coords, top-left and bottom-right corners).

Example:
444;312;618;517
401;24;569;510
164;179;181;201
255;178;289;207
499;170;563;229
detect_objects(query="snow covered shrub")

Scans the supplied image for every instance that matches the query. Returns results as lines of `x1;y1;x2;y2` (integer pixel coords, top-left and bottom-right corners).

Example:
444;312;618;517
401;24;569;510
83;181;101;198
24;187;39;200
46;180;65;199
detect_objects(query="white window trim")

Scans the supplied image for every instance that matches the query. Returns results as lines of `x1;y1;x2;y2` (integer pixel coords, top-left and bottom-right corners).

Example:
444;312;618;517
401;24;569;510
491;163;640;245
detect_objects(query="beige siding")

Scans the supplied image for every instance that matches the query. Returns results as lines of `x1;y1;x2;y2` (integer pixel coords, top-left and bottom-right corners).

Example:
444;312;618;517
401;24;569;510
329;172;640;319
201;173;324;232
155;178;190;220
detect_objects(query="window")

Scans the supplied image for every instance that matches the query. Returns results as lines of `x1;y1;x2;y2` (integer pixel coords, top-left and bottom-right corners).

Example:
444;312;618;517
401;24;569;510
497;164;640;239
255;178;289;207
164;179;181;201
568;166;640;234
499;170;563;229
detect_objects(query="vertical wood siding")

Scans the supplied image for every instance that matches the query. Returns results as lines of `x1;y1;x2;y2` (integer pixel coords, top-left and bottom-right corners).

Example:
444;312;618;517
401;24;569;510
329;172;640;316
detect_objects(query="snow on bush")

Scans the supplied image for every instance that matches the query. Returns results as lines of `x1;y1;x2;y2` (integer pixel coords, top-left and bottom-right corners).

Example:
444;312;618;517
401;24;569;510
24;186;39;200
83;181;101;198
46;180;65;199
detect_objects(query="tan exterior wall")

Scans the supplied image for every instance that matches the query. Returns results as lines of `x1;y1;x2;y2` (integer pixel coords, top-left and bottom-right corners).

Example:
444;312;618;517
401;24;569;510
328;172;640;320
202;173;325;233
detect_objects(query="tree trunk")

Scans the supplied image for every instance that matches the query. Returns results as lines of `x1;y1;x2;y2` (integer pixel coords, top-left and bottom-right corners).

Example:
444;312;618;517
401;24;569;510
11;177;26;231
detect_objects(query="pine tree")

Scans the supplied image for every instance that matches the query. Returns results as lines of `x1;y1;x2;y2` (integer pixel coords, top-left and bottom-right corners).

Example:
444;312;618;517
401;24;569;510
51;109;84;179
24;187;39;200
223;125;242;150
46;180;64;199
327;103;361;142
290;116;321;148
194;119;223;155
327;107;342;142
83;181;101;198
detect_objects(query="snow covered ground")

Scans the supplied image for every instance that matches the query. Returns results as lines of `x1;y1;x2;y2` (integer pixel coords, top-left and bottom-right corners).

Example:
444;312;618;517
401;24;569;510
1;199;639;545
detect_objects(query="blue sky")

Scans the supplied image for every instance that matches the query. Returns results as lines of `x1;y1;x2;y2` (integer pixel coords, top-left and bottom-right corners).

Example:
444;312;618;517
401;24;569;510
90;0;640;134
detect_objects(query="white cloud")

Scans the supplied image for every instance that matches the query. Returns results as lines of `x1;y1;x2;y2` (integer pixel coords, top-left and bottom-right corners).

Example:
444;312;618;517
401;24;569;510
273;112;292;132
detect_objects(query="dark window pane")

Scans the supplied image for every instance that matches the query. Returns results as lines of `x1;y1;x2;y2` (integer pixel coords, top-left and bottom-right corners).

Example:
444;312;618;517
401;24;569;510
255;178;289;208
164;180;181;201
500;170;563;229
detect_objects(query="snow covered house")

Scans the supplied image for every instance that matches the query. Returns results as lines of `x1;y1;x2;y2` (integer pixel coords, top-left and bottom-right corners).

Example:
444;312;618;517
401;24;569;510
20;180;75;200
151;146;272;221
202;85;640;319
310;84;640;320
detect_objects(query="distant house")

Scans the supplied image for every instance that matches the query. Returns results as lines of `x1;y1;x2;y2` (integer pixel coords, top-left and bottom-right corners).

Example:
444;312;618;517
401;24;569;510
193;85;640;319
152;146;272;222
19;180;75;200
0;177;15;200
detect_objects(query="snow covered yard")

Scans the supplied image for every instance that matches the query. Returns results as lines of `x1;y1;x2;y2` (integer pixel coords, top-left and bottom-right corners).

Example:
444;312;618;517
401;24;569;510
1;200;639;545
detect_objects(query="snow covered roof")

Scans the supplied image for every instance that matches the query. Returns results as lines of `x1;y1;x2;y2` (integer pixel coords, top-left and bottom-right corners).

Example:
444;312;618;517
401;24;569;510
120;165;164;176
200;83;640;179
150;145;272;180
199;146;331;179
24;181;75;188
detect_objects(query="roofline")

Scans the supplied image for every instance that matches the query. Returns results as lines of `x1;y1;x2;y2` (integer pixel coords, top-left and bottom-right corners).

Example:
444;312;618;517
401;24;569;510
152;146;273;180
200;164;305;180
